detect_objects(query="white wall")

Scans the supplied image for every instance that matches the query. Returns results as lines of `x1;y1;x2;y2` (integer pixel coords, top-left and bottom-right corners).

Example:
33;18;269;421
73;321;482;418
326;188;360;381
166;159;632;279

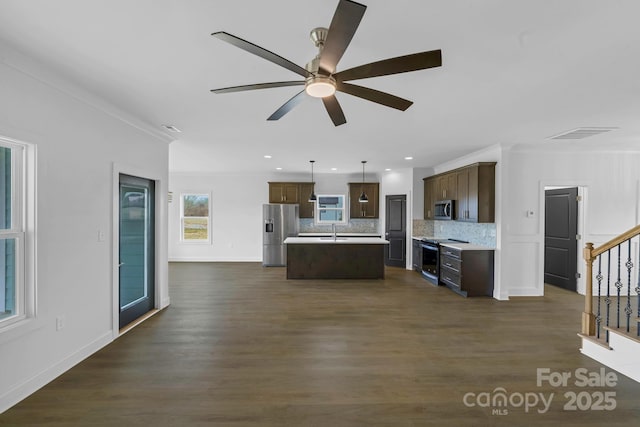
0;46;170;412
501;148;640;298
168;171;380;261
380;168;414;269
412;167;433;219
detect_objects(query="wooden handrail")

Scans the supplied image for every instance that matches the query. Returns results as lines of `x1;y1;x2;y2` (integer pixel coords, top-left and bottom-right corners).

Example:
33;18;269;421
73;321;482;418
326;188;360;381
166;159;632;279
582;223;640;335
592;224;640;257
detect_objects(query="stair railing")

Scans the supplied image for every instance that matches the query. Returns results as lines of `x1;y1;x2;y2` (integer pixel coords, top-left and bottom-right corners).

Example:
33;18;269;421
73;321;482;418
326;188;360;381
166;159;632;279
582;224;640;341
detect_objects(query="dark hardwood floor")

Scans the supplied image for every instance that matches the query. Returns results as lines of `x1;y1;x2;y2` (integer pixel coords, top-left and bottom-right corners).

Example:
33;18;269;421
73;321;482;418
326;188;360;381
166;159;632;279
1;263;639;426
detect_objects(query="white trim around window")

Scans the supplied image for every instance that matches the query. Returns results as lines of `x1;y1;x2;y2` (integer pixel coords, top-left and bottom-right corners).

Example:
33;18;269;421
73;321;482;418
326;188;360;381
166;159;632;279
180;193;212;244
0;135;37;340
315;194;348;224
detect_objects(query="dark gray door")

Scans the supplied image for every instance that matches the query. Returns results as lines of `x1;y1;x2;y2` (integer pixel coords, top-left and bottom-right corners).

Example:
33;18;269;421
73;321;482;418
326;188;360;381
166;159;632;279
544;187;578;291
119;174;155;328
385;194;406;267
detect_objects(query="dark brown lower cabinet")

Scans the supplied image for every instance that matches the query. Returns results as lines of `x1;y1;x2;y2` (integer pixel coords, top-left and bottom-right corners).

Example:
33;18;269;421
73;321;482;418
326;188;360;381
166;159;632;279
286;243;385;279
412;238;422;272
439;246;494;297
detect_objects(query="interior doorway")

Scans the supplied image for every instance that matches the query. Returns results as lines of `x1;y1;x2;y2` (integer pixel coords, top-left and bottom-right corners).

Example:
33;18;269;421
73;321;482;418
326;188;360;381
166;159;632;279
544;187;579;292
119;174;155;329
385;194;406;267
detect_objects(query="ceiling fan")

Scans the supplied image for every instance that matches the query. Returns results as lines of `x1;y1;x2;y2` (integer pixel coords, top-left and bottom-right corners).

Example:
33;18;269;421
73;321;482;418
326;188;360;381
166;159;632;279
210;0;442;126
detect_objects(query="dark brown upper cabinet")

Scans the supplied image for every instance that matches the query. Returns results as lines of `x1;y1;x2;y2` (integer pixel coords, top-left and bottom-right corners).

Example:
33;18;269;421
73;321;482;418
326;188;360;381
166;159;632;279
348;182;379;218
435;172;457;201
298;183;316;219
423;176;436;220
423;162;496;223
268;182;315;218
269;182;299;204
456;163;495;223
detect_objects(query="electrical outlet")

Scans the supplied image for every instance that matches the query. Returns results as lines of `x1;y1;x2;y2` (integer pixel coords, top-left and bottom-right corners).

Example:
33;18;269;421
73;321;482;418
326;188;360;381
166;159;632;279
98;230;105;242
56;315;65;331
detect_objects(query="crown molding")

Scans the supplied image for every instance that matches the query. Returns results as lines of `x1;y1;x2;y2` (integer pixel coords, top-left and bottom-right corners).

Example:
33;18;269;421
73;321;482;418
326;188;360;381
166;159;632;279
0;39;174;145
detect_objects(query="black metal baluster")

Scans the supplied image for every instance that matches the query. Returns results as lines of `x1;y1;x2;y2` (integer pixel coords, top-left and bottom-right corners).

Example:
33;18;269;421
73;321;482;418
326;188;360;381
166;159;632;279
606;249;611;343
625;240;633;333
596;256;603;339
637;236;640;337
615;244;623;329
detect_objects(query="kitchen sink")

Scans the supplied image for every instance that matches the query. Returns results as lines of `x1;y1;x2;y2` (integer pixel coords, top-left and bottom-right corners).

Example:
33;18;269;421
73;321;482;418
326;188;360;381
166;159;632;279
319;236;348;241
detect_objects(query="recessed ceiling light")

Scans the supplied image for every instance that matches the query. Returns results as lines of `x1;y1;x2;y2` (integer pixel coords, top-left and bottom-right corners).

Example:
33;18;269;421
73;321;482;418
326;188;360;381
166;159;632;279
264;155;272;159
276;167;282;170
404;156;413;160
331;167;337;171
161;124;181;133
385;168;392;171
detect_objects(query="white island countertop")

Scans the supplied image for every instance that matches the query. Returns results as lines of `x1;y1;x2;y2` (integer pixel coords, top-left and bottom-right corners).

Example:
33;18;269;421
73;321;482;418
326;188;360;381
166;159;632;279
298;232;381;237
284;236;389;244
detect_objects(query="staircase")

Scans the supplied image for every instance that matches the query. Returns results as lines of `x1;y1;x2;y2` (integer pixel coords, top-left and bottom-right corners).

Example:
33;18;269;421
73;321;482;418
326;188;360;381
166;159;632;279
579;224;640;383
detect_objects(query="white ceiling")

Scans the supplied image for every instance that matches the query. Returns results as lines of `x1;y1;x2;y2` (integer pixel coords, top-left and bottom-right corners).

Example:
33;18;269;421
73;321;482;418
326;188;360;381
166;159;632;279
0;0;639;175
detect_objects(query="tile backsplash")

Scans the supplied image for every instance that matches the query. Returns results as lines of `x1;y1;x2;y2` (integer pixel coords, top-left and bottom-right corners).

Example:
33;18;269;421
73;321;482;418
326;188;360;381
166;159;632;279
300;218;379;234
413;219;496;247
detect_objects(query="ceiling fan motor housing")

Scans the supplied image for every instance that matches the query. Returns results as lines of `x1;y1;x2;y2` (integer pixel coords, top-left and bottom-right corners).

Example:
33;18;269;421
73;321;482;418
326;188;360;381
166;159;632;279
310;27;329;48
306;27;329;75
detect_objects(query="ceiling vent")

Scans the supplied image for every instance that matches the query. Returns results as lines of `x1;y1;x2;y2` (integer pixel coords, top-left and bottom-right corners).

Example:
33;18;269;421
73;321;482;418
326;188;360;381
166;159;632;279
548;127;617;140
161;124;182;133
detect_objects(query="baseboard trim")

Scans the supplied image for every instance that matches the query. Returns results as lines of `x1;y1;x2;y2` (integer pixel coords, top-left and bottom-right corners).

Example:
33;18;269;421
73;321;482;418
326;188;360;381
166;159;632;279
507;286;543;297
168;258;261;262
0;331;113;414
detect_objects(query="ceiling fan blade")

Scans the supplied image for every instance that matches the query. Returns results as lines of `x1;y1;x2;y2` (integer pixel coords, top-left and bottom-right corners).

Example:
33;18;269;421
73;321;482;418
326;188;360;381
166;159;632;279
318;0;367;75
322;95;347;126
334;50;442;82
212;32;312;78
336;82;413;111
211;81;304;94
267;90;307;121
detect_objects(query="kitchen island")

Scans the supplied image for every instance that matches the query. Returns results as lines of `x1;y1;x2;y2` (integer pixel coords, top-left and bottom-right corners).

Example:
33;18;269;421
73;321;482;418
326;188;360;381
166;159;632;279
284;236;389;279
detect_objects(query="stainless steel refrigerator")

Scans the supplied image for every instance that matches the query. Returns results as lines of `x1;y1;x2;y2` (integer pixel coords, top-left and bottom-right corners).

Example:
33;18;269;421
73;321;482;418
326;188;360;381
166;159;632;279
262;204;299;266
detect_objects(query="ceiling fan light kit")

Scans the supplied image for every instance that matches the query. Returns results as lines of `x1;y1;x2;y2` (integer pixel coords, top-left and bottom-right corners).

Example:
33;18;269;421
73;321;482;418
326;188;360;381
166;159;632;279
305;75;336;98
210;0;442;126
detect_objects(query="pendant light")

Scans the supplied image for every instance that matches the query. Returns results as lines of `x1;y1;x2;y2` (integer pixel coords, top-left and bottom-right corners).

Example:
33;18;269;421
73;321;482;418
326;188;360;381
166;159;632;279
308;160;317;202
359;160;368;203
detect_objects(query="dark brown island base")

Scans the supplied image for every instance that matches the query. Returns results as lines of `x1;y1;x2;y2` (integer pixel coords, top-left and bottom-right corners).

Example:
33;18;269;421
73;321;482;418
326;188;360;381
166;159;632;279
284;237;389;279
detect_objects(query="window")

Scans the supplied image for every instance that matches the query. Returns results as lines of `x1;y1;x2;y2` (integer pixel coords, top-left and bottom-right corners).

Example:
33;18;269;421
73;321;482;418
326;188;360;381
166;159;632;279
0;137;32;329
315;195;347;224
180;193;211;242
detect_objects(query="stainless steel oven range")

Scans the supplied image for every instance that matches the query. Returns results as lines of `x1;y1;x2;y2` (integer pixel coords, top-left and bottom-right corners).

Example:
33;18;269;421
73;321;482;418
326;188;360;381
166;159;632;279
420;238;468;284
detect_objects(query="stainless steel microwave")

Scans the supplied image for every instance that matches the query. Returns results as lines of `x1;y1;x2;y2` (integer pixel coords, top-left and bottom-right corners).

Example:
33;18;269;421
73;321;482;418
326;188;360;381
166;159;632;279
434;200;454;220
